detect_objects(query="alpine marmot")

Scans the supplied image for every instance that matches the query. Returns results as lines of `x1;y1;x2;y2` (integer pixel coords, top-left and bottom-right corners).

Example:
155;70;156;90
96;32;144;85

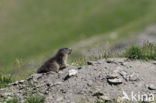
37;48;72;73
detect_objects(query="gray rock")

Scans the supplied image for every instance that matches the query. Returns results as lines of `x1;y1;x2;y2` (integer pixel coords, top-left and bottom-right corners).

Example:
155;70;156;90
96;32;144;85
107;78;122;85
106;73;119;79
93;91;104;96
129;73;139;81
106;59;116;64
56;96;64;102
69;69;78;76
12;81;19;85
120;71;129;81
148;84;156;90
0;58;156;103
100;95;111;101
19;80;25;84
87;61;96;65
120;71;127;77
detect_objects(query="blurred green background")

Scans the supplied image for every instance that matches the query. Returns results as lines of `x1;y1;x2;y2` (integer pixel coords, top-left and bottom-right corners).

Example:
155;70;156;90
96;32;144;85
0;0;156;80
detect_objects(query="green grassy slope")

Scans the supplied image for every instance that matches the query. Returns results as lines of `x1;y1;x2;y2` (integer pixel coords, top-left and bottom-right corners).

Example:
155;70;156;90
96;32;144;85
0;0;156;80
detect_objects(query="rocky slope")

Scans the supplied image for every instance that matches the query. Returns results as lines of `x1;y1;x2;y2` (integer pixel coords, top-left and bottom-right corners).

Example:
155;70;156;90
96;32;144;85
0;58;156;103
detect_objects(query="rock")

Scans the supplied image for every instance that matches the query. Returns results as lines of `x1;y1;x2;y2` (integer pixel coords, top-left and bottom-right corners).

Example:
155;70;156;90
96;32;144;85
129;73;139;81
12;81;19;85
53;82;63;86
120;71;129;81
113;66;122;73
77;67;82;69
106;73;119;79
87;61;95;65
120;71;127;77
93;91;104;97
106;59;115;64
100;96;111;102
69;69;78;76
87;80;93;86
19;80;25;84
107;78;122;85
152;61;156;65
0;58;156;103
32;74;42;80
148;84;156;90
56;96;64;102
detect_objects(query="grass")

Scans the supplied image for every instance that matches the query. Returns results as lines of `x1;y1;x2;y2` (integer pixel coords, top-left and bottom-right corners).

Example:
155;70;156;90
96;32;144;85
3;95;45;103
5;97;18;103
0;74;13;88
125;42;156;60
24;95;45;103
72;42;156;66
0;0;156;80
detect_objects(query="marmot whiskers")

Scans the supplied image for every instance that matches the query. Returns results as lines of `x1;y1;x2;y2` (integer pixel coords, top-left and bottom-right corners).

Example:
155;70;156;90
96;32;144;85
37;48;72;73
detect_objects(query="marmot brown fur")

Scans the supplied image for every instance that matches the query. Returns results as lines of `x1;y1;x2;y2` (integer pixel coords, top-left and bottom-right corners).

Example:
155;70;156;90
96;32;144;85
37;48;72;73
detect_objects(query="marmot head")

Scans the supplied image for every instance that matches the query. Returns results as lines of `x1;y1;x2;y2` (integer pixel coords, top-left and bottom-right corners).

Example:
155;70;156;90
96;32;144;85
57;48;72;56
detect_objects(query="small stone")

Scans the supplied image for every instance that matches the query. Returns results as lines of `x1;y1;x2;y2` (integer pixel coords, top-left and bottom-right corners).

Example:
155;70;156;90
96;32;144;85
152;61;156;65
120;71;129;81
56;96;63;102
107;78;122;85
120;71;127;77
87;80;93;86
106;60;113;63
119;62;125;66
106;59;117;64
19;80;25;84
77;67;82;69
46;83;51;87
101;95;111;101
69;69;78;76
113;66;122;73
54;82;63;86
26;76;33;81
44;91;49;94
129;73;139;81
148;84;156;90
93;92;104;96
87;61;95;65
12;81;19;85
107;73;119;79
32;74;42;80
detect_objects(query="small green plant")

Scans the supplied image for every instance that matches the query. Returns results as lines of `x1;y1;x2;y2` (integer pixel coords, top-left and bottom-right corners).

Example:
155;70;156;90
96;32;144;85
95;97;106;103
4;97;18;103
0;74;13;88
125;43;156;60
71;57;88;66
125;46;142;60
24;95;45;103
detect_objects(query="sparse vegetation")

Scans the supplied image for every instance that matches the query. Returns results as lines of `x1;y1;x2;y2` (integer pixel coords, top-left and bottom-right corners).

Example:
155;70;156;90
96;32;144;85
2;95;45;103
72;57;88;66
3;97;18;103
24;95;45;103
0;74;13;88
125;43;156;60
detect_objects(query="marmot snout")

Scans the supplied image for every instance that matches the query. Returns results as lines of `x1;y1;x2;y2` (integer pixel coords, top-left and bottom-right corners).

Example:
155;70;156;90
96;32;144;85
37;48;72;73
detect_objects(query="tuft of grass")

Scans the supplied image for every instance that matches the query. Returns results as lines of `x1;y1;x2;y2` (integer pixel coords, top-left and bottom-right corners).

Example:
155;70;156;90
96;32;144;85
4;97;18;103
71;57;88;66
125;46;142;60
24;95;45;103
125;42;156;60
0;74;13;88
